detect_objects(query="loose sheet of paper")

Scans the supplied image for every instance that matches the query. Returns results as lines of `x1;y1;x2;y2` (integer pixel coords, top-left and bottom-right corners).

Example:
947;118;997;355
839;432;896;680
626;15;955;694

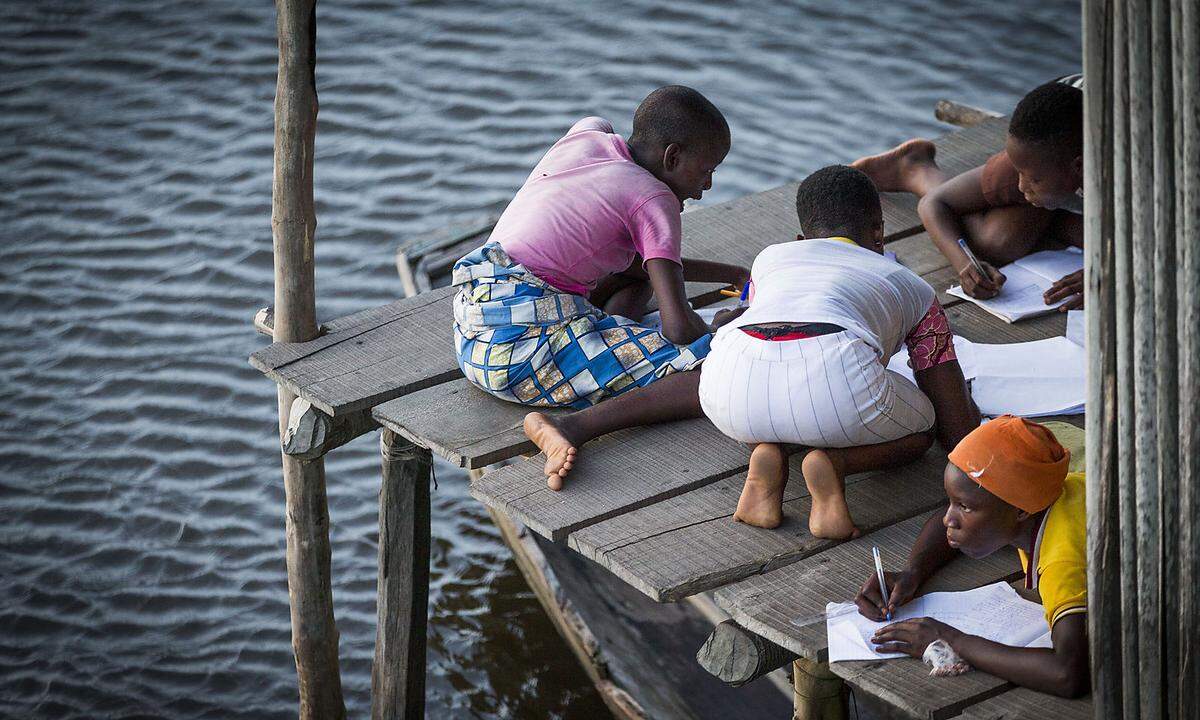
886;335;1085;417
969;336;1086;416
825;581;1053;662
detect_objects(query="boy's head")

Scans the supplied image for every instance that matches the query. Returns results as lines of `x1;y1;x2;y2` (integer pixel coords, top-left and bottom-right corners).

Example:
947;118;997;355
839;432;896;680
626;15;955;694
941;416;1070;559
628;85;730;205
794;165;883;253
1005;81;1084;210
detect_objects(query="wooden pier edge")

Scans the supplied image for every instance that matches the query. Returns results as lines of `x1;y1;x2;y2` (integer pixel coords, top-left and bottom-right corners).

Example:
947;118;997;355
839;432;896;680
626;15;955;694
271;1;345;717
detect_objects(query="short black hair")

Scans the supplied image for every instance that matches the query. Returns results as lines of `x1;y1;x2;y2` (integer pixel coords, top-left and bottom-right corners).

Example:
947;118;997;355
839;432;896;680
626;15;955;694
629;85;730;152
1009;81;1083;153
794;165;880;238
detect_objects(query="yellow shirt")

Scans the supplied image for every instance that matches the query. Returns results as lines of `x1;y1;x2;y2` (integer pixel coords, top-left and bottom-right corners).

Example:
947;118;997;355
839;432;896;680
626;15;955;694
1018;472;1088;628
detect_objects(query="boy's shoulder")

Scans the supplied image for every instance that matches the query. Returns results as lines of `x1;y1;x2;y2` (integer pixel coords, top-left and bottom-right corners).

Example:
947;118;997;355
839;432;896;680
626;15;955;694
565;116;615;136
980;151;1028;208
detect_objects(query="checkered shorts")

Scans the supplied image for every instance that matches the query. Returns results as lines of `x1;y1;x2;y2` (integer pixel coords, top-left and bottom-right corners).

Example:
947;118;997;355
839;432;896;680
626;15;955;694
452;243;710;408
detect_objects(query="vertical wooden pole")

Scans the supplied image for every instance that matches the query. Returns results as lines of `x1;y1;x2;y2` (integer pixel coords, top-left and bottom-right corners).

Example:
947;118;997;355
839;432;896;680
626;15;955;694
1084;1;1124;717
272;1;345;718
372;429;432;720
1088;1;1197;718
790;659;846;720
1127;2;1163;718
1173;0;1199;716
1149;0;1178;713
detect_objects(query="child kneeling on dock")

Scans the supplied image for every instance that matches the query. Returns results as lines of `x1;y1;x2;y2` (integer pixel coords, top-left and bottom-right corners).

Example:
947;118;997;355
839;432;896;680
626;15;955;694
852;76;1085;308
452;85;749;420
698;165;978;538
855;416;1089;698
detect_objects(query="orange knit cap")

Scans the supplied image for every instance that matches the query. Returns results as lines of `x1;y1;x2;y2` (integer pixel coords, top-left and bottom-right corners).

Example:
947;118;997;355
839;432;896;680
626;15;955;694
947;415;1070;513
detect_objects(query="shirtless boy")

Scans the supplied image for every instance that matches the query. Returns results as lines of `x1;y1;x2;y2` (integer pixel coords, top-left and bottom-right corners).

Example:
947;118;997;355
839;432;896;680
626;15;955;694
855;416;1089;698
852;77;1085;309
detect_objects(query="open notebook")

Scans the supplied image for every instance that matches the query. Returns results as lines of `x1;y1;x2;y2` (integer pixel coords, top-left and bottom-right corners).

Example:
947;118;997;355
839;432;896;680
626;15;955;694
825;581;1052;662
947;247;1084;323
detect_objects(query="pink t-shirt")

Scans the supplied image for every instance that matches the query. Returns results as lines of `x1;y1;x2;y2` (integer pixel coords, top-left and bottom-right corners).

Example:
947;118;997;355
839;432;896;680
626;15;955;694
494;117;683;295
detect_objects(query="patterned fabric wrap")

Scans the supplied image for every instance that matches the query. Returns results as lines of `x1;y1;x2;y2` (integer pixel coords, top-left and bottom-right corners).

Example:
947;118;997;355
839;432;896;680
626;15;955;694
452;242;710;408
904;300;957;372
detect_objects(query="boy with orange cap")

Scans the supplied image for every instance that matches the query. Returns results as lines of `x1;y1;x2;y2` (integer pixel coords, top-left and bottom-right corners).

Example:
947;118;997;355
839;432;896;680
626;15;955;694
854;415;1089;698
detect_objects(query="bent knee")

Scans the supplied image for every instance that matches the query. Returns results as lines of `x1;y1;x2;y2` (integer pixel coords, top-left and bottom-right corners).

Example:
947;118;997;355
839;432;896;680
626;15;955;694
967;207;1055;264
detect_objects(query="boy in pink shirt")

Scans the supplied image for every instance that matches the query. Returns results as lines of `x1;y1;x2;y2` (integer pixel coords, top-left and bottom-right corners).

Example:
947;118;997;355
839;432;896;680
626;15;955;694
453;86;748;423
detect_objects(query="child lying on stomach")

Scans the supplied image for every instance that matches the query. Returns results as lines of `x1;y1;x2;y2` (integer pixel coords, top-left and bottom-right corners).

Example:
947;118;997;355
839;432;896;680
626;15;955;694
855;416;1089;698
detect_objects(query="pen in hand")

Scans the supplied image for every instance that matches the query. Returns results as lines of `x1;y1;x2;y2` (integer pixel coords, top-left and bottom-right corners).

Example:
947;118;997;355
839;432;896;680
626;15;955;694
872;546;892;622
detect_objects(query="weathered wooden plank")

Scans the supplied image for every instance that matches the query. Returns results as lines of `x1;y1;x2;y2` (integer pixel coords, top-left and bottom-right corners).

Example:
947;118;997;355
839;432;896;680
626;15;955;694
934;100;1003;128
249;286;459;416
832;658;1012;720
887;231;964;306
469;418;750;542
945;302;1067;344
890;232;952;278
714;514;1022;661
373;378;546;469
568;450;951;602
958;686;1092;720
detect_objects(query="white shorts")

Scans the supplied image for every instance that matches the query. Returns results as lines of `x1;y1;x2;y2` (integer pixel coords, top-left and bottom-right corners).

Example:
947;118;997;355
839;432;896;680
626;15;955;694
697;328;935;448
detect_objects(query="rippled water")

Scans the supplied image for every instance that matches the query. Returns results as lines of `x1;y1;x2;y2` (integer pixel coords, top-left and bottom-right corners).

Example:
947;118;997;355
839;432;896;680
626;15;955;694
0;1;1080;717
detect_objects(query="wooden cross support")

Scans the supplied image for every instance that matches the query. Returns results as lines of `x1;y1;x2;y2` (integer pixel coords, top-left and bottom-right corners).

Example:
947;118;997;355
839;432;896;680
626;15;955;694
696;620;799;687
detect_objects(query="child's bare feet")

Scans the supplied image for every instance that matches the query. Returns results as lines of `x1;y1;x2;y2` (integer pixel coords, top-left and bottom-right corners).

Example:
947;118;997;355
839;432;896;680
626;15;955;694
523;412;577;490
733;443;788;529
850;138;938;194
802;449;861;540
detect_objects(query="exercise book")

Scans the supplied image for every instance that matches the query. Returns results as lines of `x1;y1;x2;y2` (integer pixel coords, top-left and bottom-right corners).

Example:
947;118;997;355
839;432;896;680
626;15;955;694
946;247;1084;323
825;581;1053;663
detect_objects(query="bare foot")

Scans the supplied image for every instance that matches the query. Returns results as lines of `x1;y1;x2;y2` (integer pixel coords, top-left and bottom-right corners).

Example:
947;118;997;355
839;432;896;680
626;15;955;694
802;449;861;540
850;138;938;194
523;412;577;490
733;443;788;529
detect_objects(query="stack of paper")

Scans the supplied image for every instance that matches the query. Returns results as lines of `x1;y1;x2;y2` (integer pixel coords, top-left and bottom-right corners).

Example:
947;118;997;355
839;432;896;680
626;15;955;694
946;247;1084;323
825;581;1052;663
887;335;1086;417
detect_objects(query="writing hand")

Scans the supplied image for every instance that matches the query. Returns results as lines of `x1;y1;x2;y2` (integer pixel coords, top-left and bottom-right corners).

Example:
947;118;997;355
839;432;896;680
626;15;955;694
855;569;921;621
958;261;1006;299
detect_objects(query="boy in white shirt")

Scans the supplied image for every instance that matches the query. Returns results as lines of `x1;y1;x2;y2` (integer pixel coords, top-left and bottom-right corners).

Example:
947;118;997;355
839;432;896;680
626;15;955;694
698;165;978;537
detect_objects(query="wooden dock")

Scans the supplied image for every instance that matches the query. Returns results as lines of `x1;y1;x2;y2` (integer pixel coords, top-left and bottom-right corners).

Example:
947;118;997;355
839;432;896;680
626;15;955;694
251;115;1093;718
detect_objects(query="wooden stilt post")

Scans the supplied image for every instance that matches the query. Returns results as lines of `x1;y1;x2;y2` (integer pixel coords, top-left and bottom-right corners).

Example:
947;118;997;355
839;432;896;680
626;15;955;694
372;429;432;719
1085;0;1198;717
790;658;846;720
271;1;345;717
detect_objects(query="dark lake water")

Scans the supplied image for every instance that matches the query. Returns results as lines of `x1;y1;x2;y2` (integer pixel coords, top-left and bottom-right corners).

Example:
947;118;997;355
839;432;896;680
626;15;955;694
0;1;1080;717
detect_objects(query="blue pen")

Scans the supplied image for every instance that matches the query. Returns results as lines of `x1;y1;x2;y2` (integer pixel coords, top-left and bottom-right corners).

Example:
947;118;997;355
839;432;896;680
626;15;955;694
872;546;892;622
